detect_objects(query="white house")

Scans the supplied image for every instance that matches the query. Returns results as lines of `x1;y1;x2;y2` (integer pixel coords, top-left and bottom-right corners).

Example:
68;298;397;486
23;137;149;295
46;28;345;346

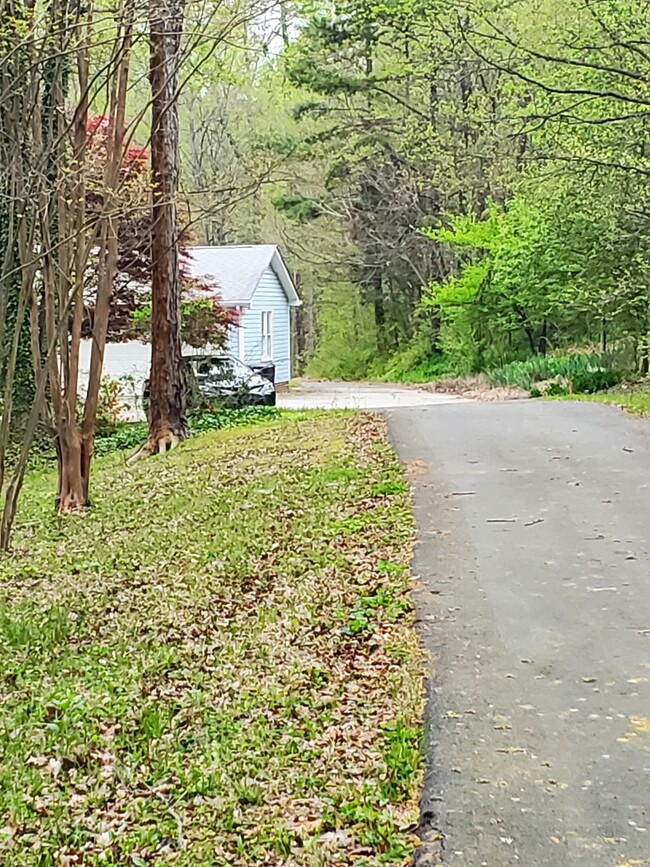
185;244;301;384
80;244;301;416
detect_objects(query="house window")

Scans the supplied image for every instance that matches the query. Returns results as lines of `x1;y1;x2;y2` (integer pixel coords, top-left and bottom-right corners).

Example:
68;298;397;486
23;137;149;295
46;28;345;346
261;311;272;360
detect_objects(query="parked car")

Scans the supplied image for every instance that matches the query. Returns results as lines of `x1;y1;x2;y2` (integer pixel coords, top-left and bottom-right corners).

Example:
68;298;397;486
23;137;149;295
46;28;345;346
143;354;276;413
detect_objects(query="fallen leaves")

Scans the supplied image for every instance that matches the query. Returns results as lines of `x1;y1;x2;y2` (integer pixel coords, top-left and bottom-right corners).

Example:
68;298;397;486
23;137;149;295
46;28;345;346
0;412;421;866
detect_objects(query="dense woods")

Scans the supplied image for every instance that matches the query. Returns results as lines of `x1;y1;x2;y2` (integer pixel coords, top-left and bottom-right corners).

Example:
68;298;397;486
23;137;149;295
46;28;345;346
178;0;650;381
1;0;650;534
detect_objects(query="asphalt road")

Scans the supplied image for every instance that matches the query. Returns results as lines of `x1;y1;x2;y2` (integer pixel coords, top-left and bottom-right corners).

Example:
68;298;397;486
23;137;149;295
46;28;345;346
387;400;650;867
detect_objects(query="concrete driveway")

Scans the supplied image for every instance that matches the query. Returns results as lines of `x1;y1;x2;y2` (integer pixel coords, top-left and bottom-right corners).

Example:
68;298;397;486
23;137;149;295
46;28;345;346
277;379;461;410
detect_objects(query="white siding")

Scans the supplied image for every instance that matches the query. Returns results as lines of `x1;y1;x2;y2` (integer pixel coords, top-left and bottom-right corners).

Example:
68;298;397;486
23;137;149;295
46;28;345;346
79;340;150;420
79;337;248;421
244;267;291;383
227;316;240;356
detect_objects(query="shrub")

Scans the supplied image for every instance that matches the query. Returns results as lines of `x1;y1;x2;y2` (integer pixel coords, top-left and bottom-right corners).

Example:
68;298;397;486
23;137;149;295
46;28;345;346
95;377;125;433
486;351;623;393
569;368;620;394
374;324;451;383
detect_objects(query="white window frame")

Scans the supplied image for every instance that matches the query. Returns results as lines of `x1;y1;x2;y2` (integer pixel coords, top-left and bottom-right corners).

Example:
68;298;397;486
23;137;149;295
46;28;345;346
237;307;245;360
261;311;273;361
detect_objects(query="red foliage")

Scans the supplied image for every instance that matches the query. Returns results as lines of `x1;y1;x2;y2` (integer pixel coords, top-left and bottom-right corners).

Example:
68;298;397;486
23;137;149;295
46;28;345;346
86;114;109;137
226;303;241;327
210;296;240;333
82;115;233;349
86;115;148;174
124;144;148;170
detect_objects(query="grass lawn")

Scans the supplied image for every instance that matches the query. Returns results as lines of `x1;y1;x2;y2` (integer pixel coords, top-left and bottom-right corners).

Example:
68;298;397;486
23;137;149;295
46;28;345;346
561;390;650;417
0;412;422;866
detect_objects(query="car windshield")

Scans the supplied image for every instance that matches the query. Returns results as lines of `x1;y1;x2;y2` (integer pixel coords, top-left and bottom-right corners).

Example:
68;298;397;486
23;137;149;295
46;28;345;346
192;356;252;383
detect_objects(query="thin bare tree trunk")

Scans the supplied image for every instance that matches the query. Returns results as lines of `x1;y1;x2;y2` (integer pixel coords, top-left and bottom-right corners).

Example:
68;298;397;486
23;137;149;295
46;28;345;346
78;12;132;501
141;0;189;455
56;0;89;513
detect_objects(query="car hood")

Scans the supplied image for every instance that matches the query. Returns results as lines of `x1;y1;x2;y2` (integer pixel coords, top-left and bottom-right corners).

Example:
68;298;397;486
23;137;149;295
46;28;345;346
198;373;271;392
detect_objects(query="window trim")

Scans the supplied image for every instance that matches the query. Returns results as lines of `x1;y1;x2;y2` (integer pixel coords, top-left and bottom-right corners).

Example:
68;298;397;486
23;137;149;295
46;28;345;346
237;307;245;360
261;311;273;361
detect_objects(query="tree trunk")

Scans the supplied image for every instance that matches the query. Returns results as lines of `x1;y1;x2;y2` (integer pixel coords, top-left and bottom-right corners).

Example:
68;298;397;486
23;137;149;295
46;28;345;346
372;273;387;354
279;0;291;47
538;318;548;356
142;0;189;455
514;304;537;355
639;335;649;375
55;431;88;513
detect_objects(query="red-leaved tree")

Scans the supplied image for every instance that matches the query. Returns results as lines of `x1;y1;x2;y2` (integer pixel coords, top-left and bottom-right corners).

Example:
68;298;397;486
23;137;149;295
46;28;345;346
84;114;237;345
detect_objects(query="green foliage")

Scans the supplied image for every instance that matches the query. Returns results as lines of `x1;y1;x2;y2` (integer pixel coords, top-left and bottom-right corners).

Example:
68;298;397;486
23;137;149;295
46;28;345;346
0;604;70;650
425;261;492;374
367;319;451;382
380;357;448;383
307;311;451;383
306;282;378;379
131;298;233;349
271;192;322;223
485;352;623;392
381;720;421;800
307;344;374;380
342;587;410;636
570;369;620;395
423;184;650;378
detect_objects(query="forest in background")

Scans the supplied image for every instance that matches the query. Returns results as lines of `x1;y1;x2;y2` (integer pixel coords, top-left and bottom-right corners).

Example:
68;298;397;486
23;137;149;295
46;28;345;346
182;0;650;384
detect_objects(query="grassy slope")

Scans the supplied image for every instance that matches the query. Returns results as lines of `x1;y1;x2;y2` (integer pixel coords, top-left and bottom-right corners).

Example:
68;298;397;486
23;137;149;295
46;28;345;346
0;413;422;867
562;390;650;417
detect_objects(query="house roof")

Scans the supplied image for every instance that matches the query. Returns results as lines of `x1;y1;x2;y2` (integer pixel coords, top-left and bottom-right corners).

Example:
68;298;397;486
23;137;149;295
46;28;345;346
183;245;301;308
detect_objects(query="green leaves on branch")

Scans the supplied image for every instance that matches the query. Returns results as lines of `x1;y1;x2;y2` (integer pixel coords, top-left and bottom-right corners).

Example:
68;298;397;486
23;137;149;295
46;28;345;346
272;193;323;223
130;298;235;349
424;187;650;373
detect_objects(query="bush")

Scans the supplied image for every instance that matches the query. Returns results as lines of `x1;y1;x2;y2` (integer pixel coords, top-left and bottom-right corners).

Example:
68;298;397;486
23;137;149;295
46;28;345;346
95;377;126;433
569;369;620;394
486;352;623;393
372;323;451;383
307;341;377;381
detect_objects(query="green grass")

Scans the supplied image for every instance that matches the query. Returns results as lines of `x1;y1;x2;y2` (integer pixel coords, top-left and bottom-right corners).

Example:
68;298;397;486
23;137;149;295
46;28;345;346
0;412;422;866
21;407;283;471
559;389;650;416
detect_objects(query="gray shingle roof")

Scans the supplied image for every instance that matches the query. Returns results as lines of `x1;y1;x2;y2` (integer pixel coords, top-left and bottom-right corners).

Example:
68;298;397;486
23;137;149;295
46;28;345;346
183;245;301;307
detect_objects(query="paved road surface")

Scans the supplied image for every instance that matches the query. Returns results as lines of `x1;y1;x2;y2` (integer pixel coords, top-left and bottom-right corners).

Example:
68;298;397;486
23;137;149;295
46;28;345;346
278;380;461;410
388;400;650;866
